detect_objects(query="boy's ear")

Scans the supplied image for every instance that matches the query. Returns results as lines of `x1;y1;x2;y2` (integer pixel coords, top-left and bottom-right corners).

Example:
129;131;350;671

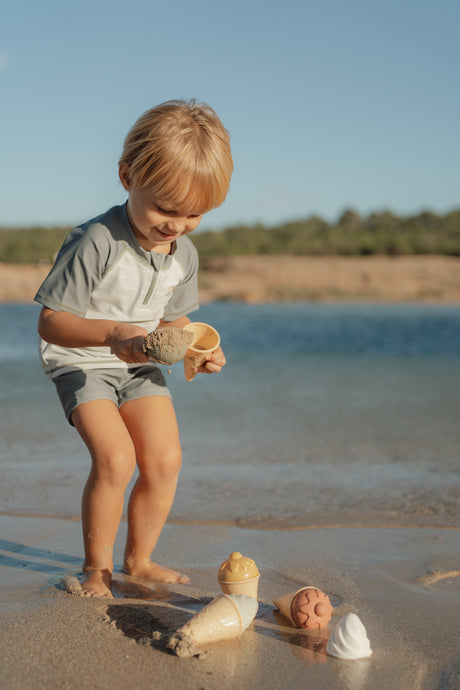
119;163;132;191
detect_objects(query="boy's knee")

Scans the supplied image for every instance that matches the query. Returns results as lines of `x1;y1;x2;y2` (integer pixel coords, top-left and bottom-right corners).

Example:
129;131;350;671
143;445;182;484
94;449;136;488
159;445;182;480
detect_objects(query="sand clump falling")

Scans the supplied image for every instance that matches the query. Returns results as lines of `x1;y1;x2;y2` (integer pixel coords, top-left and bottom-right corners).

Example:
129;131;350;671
143;327;193;365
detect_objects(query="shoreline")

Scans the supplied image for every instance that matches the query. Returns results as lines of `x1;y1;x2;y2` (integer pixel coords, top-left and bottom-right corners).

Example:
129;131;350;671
3;509;460;531
1;510;459;531
1;255;460;304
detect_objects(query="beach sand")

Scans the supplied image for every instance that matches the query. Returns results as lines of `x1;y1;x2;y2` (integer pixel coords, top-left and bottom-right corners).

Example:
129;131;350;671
1;515;459;689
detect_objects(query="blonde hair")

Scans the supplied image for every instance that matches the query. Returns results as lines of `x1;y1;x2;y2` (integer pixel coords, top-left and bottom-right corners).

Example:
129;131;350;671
119;99;233;212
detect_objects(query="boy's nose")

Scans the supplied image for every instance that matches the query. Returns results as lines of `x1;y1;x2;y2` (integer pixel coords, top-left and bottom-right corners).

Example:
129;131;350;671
167;218;186;234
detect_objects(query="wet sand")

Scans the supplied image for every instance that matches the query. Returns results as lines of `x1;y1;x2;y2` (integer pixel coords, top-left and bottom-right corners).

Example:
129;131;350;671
2;255;460;304
1;515;459;689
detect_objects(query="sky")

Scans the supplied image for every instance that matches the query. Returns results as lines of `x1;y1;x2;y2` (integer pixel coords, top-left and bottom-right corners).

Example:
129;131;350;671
1;0;459;231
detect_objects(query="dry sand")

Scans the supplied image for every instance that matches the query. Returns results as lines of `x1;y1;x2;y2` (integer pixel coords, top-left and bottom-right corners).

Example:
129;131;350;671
198;255;460;303
0;516;459;689
1;255;460;304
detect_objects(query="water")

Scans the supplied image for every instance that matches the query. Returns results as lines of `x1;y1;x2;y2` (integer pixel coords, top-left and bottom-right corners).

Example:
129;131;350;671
1;302;459;527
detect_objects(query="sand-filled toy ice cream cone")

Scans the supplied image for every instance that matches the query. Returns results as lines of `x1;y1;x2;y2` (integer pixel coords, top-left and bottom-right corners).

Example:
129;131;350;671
326;613;372;659
143;327;193;365
217;552;260;598
274;586;333;629
183;322;220;381
166;594;258;657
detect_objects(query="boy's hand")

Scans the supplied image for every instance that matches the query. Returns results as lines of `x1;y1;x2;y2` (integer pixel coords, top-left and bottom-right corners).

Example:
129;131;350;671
107;324;149;363
197;346;226;375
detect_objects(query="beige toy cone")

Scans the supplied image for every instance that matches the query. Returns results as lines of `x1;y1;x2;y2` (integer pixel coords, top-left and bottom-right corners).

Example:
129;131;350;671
274;590;299;625
173;594;258;646
274;586;332;629
183;322;220;381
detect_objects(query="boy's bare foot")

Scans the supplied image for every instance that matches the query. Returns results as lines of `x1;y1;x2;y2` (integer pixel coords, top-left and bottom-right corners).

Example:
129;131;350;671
81;568;114;597
123;560;191;585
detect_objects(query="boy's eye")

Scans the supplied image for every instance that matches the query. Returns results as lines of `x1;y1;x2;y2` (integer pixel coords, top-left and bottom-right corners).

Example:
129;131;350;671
155;204;174;215
154;203;201;219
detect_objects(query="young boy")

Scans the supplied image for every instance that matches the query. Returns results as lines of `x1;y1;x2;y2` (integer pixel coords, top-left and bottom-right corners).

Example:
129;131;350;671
35;99;233;597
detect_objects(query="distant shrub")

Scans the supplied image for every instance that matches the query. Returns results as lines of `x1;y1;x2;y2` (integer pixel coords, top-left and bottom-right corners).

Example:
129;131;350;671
0;227;70;263
193;208;460;257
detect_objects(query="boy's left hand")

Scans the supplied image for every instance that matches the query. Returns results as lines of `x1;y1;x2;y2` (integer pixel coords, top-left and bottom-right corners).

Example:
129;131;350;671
198;346;226;375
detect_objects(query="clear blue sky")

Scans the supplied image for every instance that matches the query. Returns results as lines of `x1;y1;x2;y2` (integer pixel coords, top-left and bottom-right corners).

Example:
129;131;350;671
1;0;459;230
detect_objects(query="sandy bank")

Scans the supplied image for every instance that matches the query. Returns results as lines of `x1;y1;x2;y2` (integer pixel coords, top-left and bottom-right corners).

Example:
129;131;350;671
198;255;460;303
1;255;460;303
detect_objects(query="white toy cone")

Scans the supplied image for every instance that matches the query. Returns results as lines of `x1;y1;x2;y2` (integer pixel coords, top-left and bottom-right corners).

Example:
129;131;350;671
183;322;220;381
173;594;258;646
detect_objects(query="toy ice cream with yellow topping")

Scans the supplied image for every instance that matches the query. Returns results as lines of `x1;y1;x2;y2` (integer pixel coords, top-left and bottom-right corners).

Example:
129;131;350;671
217;552;260;598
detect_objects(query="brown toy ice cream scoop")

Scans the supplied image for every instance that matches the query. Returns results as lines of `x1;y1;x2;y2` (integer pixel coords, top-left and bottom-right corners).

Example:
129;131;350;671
143;327;193;365
217;552;260;598
274;586;333;629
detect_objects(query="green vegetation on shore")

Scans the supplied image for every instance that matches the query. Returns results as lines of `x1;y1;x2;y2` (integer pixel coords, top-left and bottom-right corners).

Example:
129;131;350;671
1;208;459;263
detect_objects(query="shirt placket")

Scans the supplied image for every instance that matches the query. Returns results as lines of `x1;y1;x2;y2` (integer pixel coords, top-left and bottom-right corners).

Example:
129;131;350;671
142;253;168;305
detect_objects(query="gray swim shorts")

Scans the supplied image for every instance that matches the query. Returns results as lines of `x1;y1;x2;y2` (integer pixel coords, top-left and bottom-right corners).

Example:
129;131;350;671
53;366;171;425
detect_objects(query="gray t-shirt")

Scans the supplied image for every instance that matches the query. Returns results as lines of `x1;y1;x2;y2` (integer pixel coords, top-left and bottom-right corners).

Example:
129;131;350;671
35;203;199;378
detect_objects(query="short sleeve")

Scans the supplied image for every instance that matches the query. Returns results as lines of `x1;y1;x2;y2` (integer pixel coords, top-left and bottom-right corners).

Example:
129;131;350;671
34;222;111;316
162;237;200;320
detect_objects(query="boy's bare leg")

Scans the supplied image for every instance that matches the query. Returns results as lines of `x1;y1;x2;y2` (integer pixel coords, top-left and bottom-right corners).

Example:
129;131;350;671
72;400;137;597
120;396;190;584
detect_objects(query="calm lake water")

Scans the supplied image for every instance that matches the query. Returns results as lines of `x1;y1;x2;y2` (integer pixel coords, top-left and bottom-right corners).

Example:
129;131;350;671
1;302;459;527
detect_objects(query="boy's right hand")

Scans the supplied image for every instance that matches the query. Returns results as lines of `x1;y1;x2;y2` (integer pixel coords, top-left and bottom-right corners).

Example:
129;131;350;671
38;308;149;363
107;324;149;363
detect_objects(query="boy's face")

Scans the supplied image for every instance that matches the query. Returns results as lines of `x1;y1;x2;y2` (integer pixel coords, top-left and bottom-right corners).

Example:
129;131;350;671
119;164;204;252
